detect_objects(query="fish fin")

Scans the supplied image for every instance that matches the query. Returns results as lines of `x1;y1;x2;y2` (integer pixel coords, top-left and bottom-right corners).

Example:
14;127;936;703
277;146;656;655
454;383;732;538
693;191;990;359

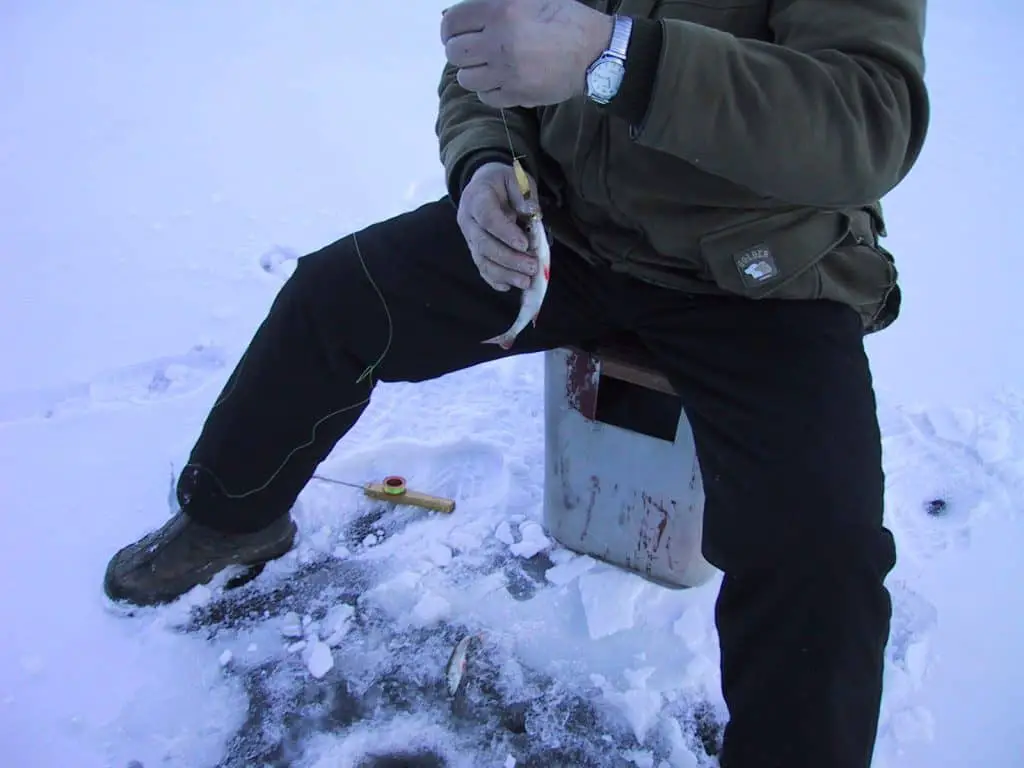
482;333;515;350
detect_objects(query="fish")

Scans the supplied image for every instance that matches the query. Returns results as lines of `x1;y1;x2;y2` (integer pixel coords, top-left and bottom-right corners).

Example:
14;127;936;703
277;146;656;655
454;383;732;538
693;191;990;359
445;632;480;696
482;209;551;350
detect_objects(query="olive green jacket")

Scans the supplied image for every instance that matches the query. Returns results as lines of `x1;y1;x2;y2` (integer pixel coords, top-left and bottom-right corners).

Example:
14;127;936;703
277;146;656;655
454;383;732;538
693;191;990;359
436;0;930;332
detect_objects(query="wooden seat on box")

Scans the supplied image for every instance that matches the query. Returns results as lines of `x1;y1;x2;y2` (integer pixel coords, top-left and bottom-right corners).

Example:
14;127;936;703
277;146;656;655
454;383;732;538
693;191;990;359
542;333;716;589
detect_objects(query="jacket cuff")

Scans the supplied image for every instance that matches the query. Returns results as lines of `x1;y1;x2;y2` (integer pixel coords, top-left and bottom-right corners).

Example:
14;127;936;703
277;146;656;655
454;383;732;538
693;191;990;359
453;150;515;204
601;17;663;129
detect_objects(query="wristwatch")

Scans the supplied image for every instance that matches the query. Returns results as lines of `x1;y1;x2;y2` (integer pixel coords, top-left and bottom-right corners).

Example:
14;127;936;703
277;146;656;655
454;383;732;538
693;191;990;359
584;14;633;105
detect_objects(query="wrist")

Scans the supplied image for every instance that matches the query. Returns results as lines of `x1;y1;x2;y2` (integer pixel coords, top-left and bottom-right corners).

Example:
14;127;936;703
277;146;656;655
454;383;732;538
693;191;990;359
599;18;663;125
455;151;514;204
576;11;615;96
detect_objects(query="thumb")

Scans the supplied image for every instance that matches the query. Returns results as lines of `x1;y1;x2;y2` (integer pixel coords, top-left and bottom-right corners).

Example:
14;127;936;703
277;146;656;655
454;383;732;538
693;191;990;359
506;165;539;218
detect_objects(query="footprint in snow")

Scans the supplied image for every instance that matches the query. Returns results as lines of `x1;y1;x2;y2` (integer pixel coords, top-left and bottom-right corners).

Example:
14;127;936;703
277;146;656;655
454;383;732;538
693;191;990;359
0;344;228;424
881;403;1017;566
258;245;300;280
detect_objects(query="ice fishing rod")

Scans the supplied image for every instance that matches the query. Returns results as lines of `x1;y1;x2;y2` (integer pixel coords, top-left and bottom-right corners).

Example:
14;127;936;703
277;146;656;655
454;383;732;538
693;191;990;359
311;473;456;514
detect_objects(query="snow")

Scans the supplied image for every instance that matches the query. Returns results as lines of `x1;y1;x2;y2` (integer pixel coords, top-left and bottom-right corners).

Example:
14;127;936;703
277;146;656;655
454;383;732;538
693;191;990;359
1;1;1022;766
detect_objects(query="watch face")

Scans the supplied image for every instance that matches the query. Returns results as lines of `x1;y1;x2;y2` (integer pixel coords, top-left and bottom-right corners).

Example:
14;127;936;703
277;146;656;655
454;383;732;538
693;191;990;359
588;58;624;100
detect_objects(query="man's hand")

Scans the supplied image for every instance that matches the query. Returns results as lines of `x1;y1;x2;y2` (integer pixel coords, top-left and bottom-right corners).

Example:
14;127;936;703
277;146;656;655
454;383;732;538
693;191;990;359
441;0;613;108
457;162;541;292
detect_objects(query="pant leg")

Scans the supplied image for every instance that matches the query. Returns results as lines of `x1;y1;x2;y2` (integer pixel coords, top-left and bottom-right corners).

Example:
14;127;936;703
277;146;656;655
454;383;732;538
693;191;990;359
178;197;608;534
632;291;895;768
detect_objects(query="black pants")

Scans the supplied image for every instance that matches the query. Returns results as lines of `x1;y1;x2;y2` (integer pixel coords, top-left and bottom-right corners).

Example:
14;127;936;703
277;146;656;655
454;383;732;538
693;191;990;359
178;198;896;767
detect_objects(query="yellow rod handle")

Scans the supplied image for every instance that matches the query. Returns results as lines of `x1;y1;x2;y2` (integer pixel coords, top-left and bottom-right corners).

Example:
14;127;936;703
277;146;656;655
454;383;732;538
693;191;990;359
513;157;532;201
363;483;456;514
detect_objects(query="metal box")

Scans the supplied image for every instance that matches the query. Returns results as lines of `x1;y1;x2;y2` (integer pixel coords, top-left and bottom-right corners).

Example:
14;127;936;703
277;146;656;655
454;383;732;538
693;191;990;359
542;343;716;589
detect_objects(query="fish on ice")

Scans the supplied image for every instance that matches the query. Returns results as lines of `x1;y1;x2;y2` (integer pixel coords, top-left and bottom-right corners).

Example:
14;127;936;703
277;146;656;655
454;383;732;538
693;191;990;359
445;632;481;696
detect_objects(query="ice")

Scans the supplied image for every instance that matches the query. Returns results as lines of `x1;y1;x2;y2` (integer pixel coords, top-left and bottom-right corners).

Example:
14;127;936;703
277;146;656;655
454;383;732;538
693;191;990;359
592;673;663;743
625;750;655;768
280;611;304;639
548;547;576;565
579;568;646;639
509;520;551;558
218;650;233;667
409;592;452;627
494;520;515;545
425;541;453;566
544;553;597;585
304;641;334;680
672;608;706;651
320;603;356;647
658;717;699;768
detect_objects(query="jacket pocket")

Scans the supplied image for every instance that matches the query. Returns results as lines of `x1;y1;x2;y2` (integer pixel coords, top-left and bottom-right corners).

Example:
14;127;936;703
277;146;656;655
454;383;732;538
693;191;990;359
654;0;768;38
699;209;851;301
817;240;901;333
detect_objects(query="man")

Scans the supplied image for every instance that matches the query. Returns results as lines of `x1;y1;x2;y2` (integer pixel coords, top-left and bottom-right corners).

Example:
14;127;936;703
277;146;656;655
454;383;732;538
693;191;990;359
104;0;929;765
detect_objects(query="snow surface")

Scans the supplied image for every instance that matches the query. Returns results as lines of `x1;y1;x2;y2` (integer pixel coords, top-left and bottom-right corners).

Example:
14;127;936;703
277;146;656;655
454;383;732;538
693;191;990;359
2;1;1022;766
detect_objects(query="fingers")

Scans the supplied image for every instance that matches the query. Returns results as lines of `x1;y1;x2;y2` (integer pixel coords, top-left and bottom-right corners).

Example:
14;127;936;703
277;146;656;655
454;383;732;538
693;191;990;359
456;64;502;94
458;162;544;292
472;232;538;291
444;31;489;69
466;215;538;290
474;195;529;252
458;211;537;292
440;0;487;44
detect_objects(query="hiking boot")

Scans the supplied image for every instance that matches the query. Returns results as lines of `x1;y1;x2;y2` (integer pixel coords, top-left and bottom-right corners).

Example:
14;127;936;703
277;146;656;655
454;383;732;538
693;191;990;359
103;511;297;607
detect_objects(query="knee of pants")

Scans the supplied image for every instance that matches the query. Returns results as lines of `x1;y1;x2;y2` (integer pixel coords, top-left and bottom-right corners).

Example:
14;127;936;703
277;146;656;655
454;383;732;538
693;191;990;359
274;239;391;370
284;239;362;306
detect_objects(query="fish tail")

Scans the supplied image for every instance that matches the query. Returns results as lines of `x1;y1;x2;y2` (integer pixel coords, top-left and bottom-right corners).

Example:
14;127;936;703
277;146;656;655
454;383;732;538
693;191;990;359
482;332;516;350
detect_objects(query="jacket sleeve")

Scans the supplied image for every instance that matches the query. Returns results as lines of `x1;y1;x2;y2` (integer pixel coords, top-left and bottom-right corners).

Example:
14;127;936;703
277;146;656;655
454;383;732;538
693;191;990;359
435;63;542;206
605;0;930;208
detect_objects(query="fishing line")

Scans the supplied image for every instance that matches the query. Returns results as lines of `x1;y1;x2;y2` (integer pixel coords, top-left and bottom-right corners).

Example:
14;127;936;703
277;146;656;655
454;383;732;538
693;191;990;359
179;231;394;500
182;106;519;504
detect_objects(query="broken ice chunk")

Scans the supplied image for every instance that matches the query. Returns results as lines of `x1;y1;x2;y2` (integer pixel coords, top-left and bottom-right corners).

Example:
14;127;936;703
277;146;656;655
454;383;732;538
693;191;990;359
593;675;663;743
578;569;645;639
545;554;596;586
509;521;551;558
287;640;308;654
548;547;575;565
623;666;656;689
280;611;304;639
495;520;515;546
321;603;356;646
305;640;334;679
410;592;451;627
426;541;453;567
218;650;233;667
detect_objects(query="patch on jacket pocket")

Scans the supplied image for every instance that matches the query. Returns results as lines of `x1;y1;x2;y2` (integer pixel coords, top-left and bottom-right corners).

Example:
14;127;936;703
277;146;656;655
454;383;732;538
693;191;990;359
734;244;779;287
